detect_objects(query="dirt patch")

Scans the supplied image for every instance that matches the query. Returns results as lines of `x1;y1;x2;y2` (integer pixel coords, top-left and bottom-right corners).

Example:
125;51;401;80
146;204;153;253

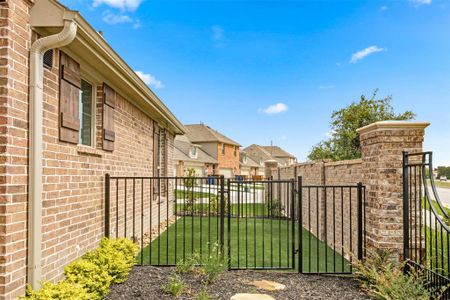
106;267;368;299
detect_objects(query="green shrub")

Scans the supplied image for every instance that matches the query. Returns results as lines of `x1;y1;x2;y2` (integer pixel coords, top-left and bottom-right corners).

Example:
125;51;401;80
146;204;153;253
267;198;285;218
199;243;227;284
196;288;212;300
21;281;90;300
176;253;199;274
162;274;185;297
83;237;139;284
64;259;112;299
22;238;138;299
353;250;434;300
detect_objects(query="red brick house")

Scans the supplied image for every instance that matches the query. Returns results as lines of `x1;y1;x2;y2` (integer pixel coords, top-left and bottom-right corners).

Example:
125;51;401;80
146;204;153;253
0;0;184;298
184;124;240;178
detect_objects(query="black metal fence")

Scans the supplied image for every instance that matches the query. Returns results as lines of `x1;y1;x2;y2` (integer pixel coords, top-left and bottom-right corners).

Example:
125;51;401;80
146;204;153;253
298;178;365;274
403;151;450;299
104;175;365;274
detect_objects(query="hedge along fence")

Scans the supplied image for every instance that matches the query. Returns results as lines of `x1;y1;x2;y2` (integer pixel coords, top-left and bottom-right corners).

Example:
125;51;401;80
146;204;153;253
271;159;363;259
22;238;139;300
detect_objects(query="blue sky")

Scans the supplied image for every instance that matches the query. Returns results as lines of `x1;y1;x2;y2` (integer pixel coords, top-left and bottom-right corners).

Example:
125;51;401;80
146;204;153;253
61;0;450;165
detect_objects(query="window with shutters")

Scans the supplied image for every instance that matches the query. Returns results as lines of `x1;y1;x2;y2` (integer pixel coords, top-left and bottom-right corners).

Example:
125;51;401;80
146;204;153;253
79;80;94;146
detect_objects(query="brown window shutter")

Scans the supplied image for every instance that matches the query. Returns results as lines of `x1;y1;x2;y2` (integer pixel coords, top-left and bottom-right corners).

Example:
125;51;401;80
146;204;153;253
102;83;116;151
59;52;81;144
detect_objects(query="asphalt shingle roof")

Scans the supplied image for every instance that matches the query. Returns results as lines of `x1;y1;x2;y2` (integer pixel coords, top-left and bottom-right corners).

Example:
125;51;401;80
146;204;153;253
174;136;219;164
184;124;241;146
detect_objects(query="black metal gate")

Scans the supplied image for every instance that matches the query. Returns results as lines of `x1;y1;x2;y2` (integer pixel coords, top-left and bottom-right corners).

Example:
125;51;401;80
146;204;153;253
298;178;365;274
403;151;450;298
226;179;296;270
104;175;365;274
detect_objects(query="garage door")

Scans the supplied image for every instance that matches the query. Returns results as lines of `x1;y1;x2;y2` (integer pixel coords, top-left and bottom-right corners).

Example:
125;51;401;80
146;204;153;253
219;168;233;178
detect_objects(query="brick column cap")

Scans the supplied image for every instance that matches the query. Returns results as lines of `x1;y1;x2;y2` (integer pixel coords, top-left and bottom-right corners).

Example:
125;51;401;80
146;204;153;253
357;121;430;135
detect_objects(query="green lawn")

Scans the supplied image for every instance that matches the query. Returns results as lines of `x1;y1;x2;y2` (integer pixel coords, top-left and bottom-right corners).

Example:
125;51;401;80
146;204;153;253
422;198;450;219
429;180;450;189
174;203;276;218
175;190;213;199
137;216;351;273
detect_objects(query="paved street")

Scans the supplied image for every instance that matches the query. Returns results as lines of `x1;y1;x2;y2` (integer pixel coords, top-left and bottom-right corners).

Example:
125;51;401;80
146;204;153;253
431;186;450;208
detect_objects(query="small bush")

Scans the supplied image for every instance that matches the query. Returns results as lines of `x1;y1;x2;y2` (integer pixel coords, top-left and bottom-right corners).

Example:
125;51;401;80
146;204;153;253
353;250;434;300
21;281;90;300
162;274;185;297
176;253;199;274
83;237;139;284
21;238;138;299
64;259;112;299
196;288;212;300
267;198;285;218
199;244;227;284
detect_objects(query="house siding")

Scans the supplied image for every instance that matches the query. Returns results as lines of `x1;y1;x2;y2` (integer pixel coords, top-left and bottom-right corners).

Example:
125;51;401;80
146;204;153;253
0;5;175;298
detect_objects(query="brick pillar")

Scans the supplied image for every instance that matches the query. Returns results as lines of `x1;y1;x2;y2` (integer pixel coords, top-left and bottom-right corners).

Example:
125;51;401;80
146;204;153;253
357;121;429;259
264;160;278;179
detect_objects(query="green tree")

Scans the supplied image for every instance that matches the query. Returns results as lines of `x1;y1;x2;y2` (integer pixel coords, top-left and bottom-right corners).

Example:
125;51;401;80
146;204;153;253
308;90;415;161
437;166;450;178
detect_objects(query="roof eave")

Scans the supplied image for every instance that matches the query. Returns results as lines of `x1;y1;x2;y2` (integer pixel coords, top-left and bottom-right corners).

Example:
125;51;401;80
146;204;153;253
31;0;185;135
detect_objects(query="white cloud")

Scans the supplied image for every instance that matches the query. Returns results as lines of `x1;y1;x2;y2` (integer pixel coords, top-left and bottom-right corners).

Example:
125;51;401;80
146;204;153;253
380;5;388;11
350;45;385;63
93;0;143;11
319;85;335;90
102;11;141;28
133;20;141;29
261;102;288;115
280;135;287;140
135;71;164;89
410;0;431;5
212;26;225;41
335;62;342;67
102;12;133;24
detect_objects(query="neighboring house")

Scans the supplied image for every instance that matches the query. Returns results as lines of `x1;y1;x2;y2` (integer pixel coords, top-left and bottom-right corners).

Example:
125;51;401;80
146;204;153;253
174;135;218;176
243;144;297;168
184;124;240;178
261;145;297;166
0;0;184;298
240;151;263;180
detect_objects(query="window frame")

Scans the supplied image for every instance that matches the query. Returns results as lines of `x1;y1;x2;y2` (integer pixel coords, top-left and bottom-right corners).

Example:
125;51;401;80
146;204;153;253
78;78;96;147
221;143;225;155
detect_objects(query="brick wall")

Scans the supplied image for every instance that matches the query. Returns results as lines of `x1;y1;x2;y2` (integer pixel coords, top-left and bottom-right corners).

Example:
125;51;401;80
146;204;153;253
0;0;31;298
40;47;175;284
217;143;239;175
272;159;363;258
0;18;176;297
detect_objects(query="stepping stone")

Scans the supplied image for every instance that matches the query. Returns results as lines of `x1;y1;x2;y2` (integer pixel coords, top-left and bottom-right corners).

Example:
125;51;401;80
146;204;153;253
248;280;286;291
230;294;275;300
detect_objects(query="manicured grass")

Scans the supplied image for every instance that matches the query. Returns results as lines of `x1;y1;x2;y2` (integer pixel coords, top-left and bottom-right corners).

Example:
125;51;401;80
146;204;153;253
431;180;450;189
137;216;351;273
174;203;274;218
421;225;450;276
422;198;450;218
175;190;212;199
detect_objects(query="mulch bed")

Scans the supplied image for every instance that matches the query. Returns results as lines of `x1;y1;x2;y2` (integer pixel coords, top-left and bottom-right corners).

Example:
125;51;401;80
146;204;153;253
106;266;369;299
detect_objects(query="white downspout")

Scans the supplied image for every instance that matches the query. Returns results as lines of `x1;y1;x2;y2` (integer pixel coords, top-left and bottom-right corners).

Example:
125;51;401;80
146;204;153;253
29;18;77;289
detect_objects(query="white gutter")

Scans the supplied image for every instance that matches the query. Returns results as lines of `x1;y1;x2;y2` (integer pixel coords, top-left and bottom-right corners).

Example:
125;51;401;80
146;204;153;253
28;17;77;289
